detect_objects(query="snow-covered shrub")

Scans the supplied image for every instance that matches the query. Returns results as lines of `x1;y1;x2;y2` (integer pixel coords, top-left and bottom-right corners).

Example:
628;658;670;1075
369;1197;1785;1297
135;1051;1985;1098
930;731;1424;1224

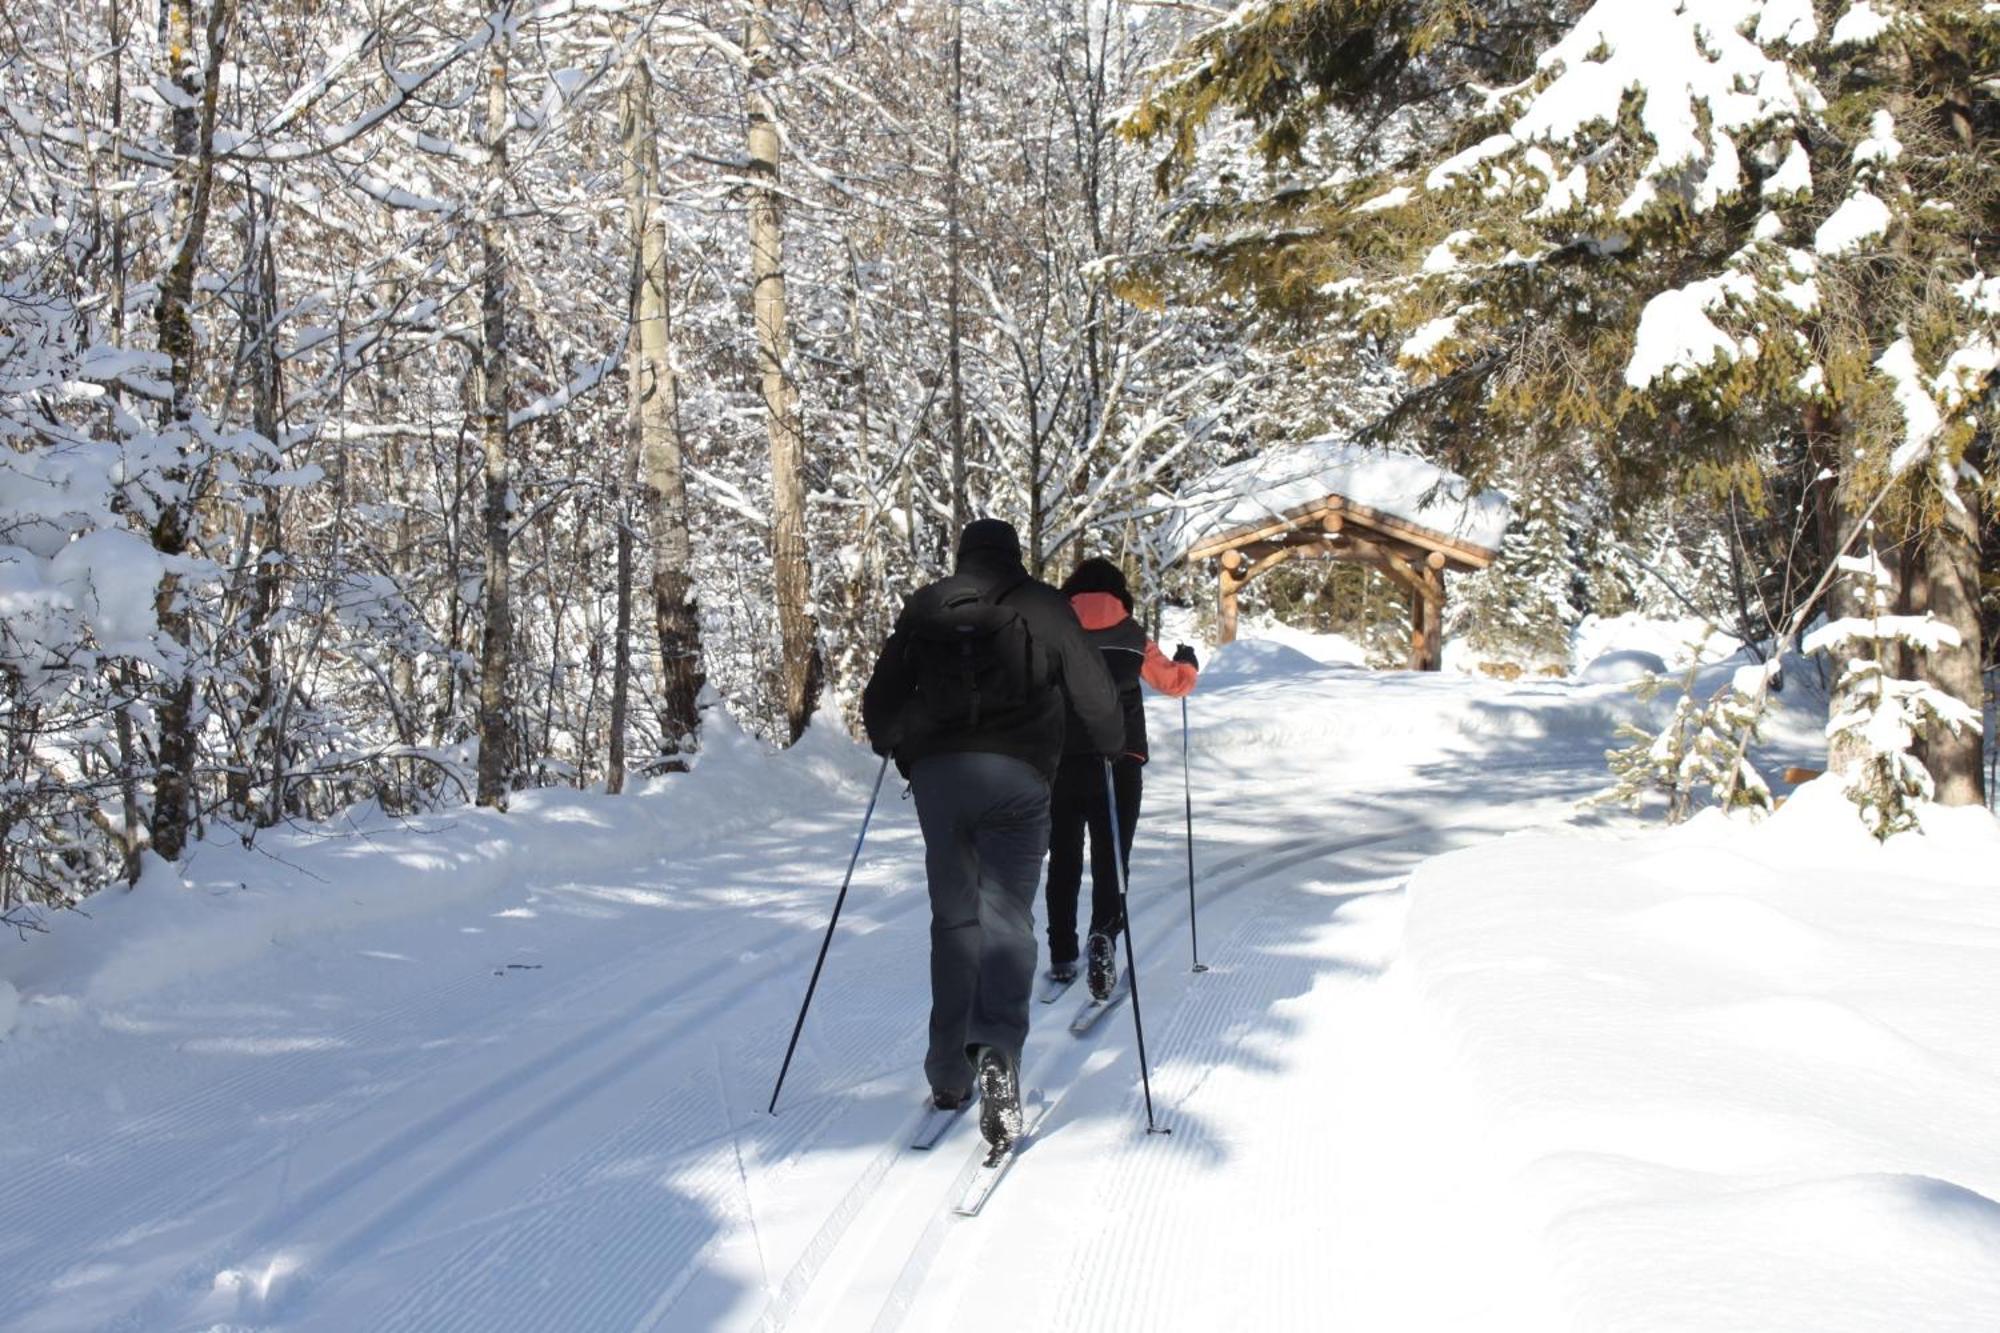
1599;648;1773;823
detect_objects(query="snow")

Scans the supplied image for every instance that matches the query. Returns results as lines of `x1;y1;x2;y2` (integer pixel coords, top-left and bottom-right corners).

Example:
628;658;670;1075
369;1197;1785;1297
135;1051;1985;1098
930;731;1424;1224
0;625;1990;1331
1399;312;1459;362
1756;0;1820;45
1353;185;1413;213
1422;229;1477;274
47;528;167;657
1762;141;1813;196
1804;613;1961;657
1854;108;1902;164
1873;336;1943;473
1159;438;1512;560
1580;648;1670;684
1511;0;1815;201
1626;281;1741;388
1405;778;2000;1330
1571;613;1746;676
1958;273;2000;316
1814;189;1891;256
1830;0;1897;48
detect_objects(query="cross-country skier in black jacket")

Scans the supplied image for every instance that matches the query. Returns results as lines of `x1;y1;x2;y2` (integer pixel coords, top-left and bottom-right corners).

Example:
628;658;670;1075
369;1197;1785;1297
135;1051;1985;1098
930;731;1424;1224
1045;557;1199;1001
861;519;1123;1152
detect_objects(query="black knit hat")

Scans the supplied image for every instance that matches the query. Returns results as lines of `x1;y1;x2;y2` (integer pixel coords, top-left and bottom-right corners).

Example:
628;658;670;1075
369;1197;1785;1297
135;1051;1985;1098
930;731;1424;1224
1061;556;1133;612
956;517;1022;562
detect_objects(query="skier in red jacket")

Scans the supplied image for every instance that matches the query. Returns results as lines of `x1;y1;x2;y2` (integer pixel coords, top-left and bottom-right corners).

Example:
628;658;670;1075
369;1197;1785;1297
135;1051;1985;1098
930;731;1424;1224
1045;557;1198;1000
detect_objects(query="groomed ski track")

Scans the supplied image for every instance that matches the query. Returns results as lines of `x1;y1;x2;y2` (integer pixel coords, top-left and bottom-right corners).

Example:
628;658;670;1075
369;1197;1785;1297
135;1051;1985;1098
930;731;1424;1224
0;656;1610;1331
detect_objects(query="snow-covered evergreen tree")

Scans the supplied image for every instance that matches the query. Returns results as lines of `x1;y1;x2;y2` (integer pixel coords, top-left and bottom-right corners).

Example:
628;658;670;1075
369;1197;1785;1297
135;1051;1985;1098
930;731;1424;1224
1802;549;1982;837
1453;473;1580;668
1130;0;1998;805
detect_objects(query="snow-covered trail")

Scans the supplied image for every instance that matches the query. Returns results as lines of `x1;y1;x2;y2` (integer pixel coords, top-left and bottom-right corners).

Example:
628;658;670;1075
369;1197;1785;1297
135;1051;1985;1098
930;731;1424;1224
0;650;1647;1331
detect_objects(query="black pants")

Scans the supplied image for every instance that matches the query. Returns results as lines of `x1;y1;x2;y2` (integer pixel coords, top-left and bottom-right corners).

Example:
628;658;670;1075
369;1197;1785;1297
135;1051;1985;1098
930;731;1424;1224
1044;754;1142;966
910;752;1053;1094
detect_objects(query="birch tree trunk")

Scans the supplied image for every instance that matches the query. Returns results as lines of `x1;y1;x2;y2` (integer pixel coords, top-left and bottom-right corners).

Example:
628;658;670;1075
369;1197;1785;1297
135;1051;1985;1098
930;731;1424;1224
746;0;821;743
149;0;231;861
621;50;705;769
475;23;515;808
946;1;968;531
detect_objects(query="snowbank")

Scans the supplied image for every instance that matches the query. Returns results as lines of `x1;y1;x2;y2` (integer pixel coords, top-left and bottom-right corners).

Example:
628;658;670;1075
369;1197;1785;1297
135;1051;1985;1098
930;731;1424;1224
1571;612;1744;673
0;710;880;1039
1402;781;2000;1330
1160;438;1511;560
1200;637;1332;682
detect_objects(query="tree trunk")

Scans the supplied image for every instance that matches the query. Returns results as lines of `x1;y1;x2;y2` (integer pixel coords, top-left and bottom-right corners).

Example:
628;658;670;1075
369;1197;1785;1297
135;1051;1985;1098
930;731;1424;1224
1811;410;1874;780
148;0;231;862
746;0;822;743
946;1;968;531
475;28;515;808
622;50;704;765
1921;497;1986;806
232;190;285;827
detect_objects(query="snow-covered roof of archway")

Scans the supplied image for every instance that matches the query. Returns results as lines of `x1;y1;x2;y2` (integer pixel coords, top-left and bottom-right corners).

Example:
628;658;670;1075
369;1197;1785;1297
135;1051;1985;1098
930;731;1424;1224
1162;439;1512;563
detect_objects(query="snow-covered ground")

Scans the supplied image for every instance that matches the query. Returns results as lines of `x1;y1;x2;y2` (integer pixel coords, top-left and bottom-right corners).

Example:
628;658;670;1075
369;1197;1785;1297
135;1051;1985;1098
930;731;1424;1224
2;634;1994;1331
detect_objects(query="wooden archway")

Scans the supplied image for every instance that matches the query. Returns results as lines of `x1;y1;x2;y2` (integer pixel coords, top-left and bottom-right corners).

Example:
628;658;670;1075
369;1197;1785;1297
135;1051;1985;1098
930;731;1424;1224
1190;494;1498;670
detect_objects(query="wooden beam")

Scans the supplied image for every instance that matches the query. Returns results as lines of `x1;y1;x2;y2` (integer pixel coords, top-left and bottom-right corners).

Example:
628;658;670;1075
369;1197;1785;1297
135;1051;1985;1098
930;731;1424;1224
1343;534;1440;604
1246;545;1305;580
1186;502;1336;561
1335;497;1496;570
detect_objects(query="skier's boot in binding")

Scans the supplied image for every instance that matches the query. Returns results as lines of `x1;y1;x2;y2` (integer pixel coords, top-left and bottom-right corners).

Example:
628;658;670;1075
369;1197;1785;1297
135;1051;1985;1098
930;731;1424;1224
931;1086;971;1111
975;1046;1022;1153
1086;931;1117;1001
1048;957;1078;984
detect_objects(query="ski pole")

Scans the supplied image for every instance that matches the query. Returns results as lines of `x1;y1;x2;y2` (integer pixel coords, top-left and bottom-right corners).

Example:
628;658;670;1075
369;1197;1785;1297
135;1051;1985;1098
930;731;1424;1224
1181;697;1206;974
768;753;891;1115
1103;758;1169;1136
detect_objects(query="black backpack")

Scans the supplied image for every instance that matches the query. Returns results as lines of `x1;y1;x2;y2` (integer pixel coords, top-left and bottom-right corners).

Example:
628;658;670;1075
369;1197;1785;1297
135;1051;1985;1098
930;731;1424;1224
904;574;1046;734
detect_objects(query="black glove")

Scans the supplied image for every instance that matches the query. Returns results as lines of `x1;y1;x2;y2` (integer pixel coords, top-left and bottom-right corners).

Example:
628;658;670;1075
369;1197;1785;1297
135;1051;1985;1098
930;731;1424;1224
1172;643;1199;669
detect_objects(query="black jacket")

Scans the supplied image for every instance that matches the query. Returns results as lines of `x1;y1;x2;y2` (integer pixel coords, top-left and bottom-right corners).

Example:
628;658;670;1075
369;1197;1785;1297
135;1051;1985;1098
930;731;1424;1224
861;551;1123;779
1061;613;1150;760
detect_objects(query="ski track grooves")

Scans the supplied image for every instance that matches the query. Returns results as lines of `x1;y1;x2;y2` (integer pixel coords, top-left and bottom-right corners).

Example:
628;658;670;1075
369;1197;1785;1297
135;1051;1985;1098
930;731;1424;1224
1051;905;1329;1331
0;855;905;1328
81;865;935;1333
754;811;1442;1332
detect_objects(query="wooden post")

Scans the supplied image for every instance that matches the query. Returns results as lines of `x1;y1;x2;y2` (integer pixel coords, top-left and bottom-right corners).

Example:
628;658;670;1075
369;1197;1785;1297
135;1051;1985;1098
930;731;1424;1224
1218;550;1243;644
1421;569;1444;671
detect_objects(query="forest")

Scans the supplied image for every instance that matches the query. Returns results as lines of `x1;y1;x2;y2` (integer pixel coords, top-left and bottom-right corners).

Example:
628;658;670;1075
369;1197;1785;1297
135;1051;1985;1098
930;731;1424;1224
4;0;1995;918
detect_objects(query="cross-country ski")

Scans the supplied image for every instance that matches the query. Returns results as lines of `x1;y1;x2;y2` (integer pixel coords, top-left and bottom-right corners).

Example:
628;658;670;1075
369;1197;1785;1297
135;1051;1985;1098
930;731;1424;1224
954;1096;1055;1217
911;1097;973;1150
1067;974;1132;1035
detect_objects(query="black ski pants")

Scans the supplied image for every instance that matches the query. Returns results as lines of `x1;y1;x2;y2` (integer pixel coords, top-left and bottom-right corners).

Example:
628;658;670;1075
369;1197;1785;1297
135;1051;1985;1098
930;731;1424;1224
909;751;1053;1095
1044;754;1141;967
